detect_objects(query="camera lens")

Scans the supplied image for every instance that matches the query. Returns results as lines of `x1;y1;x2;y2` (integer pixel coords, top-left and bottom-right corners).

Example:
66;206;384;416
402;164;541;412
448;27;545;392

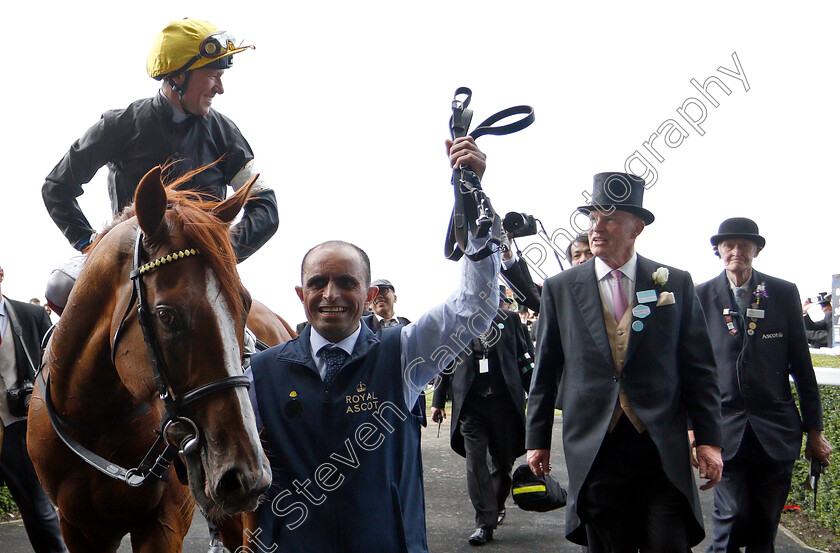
503;212;525;233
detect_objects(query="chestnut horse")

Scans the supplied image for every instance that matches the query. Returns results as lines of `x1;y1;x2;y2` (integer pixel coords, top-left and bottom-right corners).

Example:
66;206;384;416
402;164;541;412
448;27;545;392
28;166;279;552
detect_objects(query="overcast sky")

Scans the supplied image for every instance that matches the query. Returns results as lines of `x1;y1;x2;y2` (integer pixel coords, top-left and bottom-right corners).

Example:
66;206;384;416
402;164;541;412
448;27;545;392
3;1;837;324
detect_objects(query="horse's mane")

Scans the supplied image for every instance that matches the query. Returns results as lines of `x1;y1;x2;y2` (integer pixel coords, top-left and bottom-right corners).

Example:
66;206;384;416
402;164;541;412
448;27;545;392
95;165;248;313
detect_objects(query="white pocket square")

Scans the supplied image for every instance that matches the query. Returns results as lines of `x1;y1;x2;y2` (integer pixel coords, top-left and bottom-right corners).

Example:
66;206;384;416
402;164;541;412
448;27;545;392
656;291;675;306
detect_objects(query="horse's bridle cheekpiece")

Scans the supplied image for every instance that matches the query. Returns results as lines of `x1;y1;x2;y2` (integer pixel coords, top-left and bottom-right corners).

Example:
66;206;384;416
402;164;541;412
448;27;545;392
43;227;250;487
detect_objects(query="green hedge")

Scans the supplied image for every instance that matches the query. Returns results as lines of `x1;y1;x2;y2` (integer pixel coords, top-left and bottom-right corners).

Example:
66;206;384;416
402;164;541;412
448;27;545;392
0;485;15;514
786;355;840;533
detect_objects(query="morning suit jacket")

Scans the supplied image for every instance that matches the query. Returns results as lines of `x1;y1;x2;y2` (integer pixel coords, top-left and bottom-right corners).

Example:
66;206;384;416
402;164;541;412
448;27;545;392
525;255;722;546
2;298;52;389
431;309;533;458
696;271;823;462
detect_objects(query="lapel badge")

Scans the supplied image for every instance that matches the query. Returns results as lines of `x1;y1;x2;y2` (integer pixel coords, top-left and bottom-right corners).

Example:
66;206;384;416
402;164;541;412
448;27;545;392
746;308;765;319
631;320;644;332
636;289;657;304
632;305;651;319
285;390;303;419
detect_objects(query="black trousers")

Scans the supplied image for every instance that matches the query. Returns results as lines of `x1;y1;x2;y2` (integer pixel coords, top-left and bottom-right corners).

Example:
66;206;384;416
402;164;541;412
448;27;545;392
707;424;794;553
578;416;693;553
459;393;519;529
0;420;67;553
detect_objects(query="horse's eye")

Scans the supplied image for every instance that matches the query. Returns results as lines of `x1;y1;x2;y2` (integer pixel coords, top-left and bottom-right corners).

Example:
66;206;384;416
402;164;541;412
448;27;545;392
156;308;176;327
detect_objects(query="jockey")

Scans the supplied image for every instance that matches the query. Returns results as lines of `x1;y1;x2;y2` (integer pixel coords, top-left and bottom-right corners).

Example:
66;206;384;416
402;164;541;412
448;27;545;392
42;18;278;262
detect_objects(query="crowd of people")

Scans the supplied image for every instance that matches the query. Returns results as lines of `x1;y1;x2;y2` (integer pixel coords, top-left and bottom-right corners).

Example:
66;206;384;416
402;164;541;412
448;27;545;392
0;16;833;553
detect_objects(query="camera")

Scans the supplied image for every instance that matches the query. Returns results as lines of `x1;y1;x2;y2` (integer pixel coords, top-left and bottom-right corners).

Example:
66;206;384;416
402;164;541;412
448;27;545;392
7;380;34;417
809;292;831;305
503;212;538;238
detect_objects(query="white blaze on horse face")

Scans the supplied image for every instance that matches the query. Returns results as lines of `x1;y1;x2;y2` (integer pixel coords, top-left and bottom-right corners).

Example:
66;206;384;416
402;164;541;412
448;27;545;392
204;272;264;460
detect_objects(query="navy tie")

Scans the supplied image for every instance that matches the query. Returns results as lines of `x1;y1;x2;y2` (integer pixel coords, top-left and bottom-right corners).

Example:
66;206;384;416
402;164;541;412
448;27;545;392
318;345;349;388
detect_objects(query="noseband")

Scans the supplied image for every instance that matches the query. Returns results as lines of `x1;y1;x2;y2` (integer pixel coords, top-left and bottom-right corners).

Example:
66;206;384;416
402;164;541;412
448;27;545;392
43;227;250;487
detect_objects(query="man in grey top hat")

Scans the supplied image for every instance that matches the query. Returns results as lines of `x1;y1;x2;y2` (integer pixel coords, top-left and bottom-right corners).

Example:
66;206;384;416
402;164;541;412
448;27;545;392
695;217;832;553
526;172;723;552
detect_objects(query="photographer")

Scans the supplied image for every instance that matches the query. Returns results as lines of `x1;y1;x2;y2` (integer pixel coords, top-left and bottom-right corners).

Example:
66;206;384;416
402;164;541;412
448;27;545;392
430;286;534;546
803;292;832;348
0;263;67;553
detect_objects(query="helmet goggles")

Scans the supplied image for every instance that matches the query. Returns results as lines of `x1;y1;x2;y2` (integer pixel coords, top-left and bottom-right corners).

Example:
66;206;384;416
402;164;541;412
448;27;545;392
179;31;243;74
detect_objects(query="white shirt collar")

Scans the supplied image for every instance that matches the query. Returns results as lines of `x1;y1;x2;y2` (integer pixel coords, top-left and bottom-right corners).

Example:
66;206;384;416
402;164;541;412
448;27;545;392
594;253;637;283
726;273;752;292
309;325;361;359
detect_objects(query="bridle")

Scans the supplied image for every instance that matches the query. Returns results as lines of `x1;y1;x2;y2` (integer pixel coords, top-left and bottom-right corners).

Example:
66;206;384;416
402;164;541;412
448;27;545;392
43;227;250;487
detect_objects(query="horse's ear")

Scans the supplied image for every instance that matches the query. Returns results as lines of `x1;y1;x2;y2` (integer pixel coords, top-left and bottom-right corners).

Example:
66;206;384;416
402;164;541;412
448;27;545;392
135;166;167;235
213;174;258;224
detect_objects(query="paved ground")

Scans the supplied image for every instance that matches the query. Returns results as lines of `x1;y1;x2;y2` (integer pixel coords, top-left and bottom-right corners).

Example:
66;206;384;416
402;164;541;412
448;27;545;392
0;413;820;552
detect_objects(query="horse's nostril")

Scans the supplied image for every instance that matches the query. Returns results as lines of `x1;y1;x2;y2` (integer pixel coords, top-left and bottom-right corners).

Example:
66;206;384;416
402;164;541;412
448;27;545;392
216;467;248;499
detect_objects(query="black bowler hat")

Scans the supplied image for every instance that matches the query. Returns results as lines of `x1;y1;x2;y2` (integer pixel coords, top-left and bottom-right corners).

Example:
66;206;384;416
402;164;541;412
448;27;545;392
372;278;395;292
577;172;654;225
710;217;765;249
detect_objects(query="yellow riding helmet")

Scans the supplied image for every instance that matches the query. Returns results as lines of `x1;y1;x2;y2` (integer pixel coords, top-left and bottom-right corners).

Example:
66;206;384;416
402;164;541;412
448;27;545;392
147;18;253;80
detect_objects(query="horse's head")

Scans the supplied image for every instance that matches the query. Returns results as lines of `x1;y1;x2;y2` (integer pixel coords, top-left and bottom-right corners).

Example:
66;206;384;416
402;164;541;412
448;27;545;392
110;166;271;516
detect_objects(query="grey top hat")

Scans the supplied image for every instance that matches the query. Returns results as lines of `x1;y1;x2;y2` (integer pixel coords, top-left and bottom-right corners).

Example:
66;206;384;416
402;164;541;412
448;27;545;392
710;217;765;249
577;172;654;225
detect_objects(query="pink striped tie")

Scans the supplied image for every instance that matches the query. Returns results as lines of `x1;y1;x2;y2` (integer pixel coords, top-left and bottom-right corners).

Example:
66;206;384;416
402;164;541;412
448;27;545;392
611;269;628;322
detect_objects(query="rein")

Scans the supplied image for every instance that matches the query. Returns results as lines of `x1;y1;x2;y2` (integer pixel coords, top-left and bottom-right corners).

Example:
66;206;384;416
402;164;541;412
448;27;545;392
444;87;535;262
42;227;250;487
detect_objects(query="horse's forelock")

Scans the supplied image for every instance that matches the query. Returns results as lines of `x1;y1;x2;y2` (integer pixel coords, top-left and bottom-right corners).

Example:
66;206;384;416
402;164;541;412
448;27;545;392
90;163;248;314
165;188;248;315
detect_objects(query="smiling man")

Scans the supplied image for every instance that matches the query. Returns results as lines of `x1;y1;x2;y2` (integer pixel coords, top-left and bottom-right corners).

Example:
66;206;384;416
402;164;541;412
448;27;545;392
247;137;500;553
526;172;723;552
42;18;278;263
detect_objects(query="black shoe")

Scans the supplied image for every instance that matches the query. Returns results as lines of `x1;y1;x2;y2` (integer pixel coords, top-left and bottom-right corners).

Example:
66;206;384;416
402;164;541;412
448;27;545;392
497;508;506;526
469;527;493;546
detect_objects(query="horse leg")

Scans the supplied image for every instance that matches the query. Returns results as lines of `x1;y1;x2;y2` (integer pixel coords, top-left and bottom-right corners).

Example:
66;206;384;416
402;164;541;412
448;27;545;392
129;483;194;553
59;514;121;553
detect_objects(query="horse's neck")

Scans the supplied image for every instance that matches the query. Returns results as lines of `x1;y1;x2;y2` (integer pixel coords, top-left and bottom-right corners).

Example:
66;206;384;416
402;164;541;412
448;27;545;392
48;259;143;419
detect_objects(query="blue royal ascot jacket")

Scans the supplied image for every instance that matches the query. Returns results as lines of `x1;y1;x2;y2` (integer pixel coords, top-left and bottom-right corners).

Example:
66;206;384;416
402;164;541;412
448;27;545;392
251;323;428;553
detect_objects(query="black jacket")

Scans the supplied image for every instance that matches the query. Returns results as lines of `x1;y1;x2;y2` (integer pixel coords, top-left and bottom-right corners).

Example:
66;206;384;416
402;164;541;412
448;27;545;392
42;91;278;262
432;309;533;458
501;257;542;313
2;297;52;387
696;270;823;461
